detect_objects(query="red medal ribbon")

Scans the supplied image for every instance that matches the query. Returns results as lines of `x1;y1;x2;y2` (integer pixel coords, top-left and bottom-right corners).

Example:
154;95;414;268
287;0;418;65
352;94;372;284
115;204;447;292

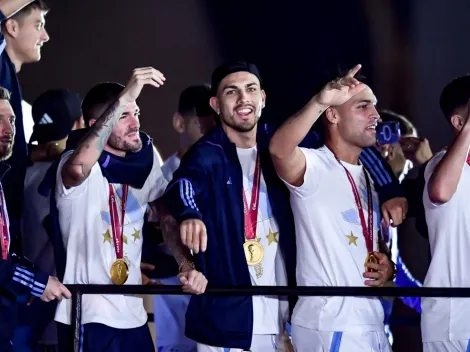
0;188;9;261
108;184;128;259
466;154;470;165
242;153;261;240
330;150;374;253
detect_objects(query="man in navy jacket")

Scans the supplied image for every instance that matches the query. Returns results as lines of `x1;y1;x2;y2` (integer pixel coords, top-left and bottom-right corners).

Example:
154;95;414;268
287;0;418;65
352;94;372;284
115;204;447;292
164;62;406;351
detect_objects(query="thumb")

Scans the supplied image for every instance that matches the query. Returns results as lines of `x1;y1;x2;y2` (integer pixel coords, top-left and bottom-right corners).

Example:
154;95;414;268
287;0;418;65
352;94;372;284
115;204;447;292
373;251;387;263
179;274;188;285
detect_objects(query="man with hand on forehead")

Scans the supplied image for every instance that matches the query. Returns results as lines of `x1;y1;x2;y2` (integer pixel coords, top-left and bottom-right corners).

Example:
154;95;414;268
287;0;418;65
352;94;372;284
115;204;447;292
270;65;396;351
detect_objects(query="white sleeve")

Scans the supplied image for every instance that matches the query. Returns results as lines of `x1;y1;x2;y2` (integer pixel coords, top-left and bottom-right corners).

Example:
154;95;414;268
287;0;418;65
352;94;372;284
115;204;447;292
280;147;324;199
55;150;100;199
423;150;448;208
147;147;168;202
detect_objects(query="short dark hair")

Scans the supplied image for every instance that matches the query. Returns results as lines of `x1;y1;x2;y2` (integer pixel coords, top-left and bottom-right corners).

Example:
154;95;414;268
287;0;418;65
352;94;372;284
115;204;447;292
178;84;213;118
379;110;417;136
2;0;49;30
81;82;124;127
439;75;470;122
0;87;11;101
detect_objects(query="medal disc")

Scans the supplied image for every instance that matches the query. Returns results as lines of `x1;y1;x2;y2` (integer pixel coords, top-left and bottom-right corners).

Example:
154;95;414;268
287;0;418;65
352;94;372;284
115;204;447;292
110;259;129;285
365;252;378;273
243;240;264;266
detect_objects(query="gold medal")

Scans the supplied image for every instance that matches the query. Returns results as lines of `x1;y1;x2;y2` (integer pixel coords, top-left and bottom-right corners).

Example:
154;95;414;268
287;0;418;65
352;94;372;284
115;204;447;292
243;240;264;266
110;259;129;285
365;252;378;273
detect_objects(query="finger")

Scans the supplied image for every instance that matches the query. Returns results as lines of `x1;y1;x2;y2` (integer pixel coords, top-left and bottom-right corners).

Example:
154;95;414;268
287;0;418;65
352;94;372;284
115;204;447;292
363;271;381;279
364;262;381;272
192;224;200;254
364;278;384;287
346;64;362;78
372;251;388;262
187;271;196;286
390;208;403;227
180;224;188;246
381;206;390;227
61;286;72;299
140;262;155;271
186;223;194;250
200;225;207;252
151;71;166;85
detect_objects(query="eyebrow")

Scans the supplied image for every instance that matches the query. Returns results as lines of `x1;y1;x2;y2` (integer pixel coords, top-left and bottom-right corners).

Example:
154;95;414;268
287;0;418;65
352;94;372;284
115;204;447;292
222;82;259;92
121;109;140;115
356;99;378;105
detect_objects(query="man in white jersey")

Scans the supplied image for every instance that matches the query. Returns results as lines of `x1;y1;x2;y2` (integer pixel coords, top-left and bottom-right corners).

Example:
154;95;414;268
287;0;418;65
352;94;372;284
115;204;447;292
53;68;207;352
421;76;470;352
269;65;398;352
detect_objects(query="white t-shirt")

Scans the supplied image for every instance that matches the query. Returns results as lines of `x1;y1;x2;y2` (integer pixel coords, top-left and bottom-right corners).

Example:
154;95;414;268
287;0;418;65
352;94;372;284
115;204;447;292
22;161;55;274
54;148;168;329
421;151;470;342
236;146;288;336
161;153;180;182
283;146;384;332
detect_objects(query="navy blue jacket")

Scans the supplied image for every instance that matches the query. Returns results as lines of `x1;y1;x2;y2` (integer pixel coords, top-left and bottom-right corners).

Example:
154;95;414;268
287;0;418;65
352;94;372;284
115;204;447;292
0;163;47;342
0;11;28;248
164;124;402;349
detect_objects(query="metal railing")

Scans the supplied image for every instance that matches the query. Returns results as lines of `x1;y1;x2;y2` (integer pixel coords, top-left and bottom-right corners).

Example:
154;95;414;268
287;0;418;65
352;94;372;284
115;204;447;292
65;285;470;352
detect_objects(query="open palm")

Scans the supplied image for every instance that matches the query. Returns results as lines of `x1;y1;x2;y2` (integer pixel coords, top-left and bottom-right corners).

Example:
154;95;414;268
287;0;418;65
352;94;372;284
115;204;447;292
317;64;367;107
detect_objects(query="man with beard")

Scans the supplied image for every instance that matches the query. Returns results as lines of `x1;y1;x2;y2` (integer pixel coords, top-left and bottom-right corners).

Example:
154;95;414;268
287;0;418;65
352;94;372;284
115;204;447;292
0;86;70;352
164;62;405;352
52;68;207;352
269;65;396;351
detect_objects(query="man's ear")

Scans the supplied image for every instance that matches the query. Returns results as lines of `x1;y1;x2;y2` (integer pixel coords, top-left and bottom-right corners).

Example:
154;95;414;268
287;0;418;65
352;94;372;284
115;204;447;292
172;113;185;134
209;96;220;115
3;19;20;38
324;107;338;124
450;114;465;131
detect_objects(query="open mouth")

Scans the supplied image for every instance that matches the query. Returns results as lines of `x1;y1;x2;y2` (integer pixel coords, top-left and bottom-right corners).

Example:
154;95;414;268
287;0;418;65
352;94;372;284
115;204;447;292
235;105;255;119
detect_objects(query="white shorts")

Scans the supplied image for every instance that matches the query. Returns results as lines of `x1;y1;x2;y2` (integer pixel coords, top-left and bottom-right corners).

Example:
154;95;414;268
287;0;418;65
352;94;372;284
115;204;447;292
291;324;391;352
423;340;470;352
197;334;278;352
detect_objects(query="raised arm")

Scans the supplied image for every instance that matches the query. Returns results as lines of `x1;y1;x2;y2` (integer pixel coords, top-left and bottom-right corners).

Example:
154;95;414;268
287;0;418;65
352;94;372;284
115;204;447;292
269;64;365;186
0;0;34;19
427;103;470;204
61;67;165;189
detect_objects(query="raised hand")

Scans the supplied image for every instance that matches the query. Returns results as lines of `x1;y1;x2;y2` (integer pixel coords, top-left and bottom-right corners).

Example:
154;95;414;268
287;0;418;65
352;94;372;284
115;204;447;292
119;67;166;104
315;64;366;107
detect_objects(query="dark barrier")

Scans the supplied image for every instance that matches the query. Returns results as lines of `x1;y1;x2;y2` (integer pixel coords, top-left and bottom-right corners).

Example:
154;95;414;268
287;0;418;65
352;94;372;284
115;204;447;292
66;285;469;352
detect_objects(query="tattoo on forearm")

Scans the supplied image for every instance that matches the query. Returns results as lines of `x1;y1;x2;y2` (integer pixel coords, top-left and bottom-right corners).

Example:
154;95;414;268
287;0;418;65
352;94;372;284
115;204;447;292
160;214;192;264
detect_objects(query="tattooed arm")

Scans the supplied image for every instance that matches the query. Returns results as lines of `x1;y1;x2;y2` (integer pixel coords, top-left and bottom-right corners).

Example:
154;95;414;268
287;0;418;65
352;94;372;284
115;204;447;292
61;67;166;189
149;199;194;268
269;64;364;186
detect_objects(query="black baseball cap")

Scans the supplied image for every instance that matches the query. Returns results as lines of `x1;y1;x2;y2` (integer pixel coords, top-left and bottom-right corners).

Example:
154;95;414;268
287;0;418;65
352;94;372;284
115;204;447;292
30;89;82;144
211;61;263;95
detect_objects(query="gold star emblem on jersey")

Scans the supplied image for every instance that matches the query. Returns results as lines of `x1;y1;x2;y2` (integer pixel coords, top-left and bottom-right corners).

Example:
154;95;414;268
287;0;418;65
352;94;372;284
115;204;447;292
132;228;140;242
103;229;112;243
123;235;128;245
256;237;261;243
346;232;358;246
266;229;279;245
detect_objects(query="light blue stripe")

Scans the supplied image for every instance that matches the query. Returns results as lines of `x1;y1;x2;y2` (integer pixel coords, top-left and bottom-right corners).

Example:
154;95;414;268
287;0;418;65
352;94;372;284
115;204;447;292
330;331;343;352
360;150;386;186
364;148;392;183
15;267;34;277
224;349;230;352
466;340;470;352
179;181;189;207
